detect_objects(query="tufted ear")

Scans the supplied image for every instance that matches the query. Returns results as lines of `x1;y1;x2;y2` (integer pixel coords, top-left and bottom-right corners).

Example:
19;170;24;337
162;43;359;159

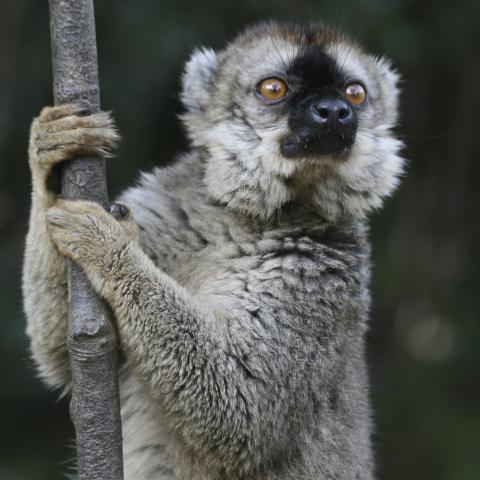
375;56;402;126
181;48;218;114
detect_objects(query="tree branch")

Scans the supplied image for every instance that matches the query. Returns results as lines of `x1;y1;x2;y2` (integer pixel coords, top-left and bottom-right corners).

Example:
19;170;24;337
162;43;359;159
48;0;124;478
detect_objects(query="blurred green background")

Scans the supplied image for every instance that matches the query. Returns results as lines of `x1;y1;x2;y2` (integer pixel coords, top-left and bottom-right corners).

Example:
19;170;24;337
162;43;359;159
0;0;479;478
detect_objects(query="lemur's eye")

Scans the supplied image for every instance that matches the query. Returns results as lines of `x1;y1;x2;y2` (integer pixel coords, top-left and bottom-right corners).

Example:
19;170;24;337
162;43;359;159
256;77;289;102
343;82;367;106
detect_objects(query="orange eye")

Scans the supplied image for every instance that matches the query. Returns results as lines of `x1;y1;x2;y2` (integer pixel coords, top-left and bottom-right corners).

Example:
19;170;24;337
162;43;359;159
343;82;367;106
256;77;289;102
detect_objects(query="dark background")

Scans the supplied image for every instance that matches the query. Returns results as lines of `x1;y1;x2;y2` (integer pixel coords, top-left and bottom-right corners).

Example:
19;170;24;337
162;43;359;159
0;0;479;479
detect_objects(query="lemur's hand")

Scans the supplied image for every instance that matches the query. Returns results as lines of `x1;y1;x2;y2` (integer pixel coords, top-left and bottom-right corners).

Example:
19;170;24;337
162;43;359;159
29;104;119;194
46;200;138;291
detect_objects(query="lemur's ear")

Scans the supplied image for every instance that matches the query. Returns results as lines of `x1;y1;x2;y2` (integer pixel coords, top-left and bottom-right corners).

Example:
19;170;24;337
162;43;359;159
181;48;218;114
375;56;402;125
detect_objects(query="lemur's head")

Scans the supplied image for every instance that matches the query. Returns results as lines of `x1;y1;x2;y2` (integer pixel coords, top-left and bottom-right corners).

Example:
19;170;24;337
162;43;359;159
181;22;404;222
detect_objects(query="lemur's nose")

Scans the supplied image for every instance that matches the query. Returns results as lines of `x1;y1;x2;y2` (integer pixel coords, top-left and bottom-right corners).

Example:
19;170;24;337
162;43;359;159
311;98;354;130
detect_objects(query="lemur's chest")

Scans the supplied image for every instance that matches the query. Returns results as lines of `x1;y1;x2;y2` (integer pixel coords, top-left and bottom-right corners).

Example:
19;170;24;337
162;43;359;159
136;191;368;320
174;224;367;326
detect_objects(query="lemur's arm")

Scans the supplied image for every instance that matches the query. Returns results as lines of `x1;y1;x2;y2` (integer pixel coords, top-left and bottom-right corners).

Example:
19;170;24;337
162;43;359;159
46;199;295;474
22;105;118;389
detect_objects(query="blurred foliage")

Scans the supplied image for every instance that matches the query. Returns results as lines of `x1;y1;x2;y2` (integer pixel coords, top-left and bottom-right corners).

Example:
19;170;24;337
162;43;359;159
0;0;479;478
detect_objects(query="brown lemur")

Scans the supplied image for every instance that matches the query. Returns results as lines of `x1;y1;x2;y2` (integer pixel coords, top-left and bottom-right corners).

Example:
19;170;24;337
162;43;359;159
23;22;404;480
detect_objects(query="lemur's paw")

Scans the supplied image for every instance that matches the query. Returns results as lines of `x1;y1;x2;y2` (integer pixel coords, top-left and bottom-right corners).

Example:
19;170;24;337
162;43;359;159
46;200;138;273
29;104;120;188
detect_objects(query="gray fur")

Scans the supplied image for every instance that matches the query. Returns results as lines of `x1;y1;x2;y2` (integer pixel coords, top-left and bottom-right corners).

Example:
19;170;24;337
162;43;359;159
23;22;404;480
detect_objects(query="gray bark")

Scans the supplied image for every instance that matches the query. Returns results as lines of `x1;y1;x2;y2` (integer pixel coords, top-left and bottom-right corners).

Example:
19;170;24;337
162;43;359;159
48;0;124;478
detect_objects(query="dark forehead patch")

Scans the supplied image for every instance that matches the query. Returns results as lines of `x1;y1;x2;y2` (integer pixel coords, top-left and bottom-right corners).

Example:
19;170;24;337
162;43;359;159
287;46;346;93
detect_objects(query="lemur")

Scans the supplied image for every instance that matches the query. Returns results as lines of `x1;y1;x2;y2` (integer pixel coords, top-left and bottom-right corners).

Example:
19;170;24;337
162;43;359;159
23;22;404;480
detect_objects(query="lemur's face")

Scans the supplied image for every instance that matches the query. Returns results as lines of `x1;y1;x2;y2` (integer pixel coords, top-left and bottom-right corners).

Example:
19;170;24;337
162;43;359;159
257;49;367;159
181;23;404;221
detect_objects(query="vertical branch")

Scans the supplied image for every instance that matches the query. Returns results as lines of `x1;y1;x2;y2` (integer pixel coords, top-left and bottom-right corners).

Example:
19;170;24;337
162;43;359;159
48;1;124;478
